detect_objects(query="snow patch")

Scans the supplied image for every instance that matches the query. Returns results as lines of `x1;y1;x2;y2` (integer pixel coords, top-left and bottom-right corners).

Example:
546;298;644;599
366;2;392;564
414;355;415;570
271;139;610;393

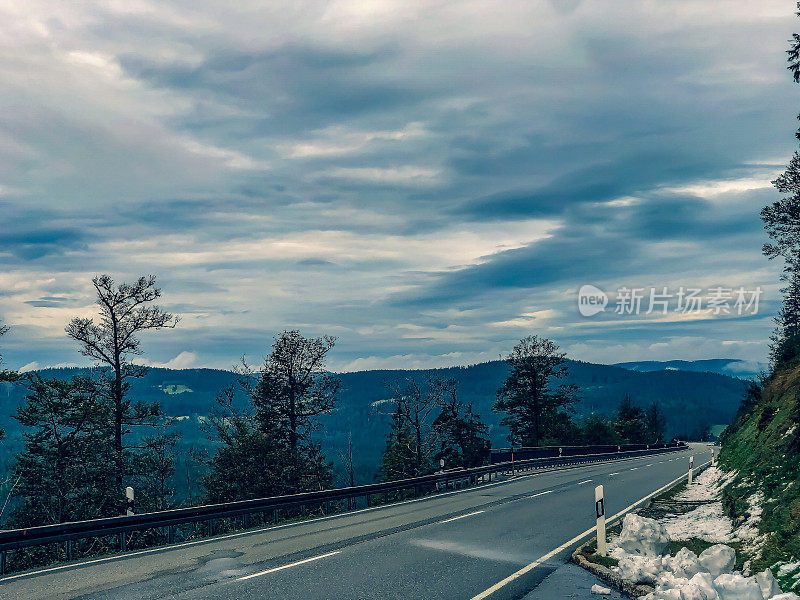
735;491;767;557
675;467;735;501
661;503;734;544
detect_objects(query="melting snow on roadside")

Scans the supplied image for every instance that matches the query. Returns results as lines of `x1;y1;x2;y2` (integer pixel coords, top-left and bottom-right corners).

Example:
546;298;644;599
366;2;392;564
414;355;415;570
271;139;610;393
673;466;734;501
660;502;734;543
597;466;797;599
608;514;797;600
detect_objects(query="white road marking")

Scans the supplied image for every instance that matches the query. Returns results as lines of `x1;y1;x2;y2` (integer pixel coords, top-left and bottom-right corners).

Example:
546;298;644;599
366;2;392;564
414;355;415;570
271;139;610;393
646;464;654;467
630;467;639;471
237;551;340;581
437;510;485;524
467;460;713;600
576;479;593;485
527;490;553;499
608;472;620;477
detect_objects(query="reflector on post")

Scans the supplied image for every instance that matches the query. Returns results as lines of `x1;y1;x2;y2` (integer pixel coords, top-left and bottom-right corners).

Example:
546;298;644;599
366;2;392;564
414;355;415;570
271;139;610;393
595;484;607;556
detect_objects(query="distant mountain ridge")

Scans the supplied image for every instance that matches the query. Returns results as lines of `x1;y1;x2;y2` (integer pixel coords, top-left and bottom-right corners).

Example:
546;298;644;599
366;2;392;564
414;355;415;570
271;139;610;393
613;358;764;380
0;359;747;485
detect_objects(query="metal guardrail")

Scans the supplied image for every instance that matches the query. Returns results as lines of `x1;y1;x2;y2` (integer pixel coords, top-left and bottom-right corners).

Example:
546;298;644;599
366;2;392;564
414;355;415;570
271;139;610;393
490;442;679;463
0;443;686;575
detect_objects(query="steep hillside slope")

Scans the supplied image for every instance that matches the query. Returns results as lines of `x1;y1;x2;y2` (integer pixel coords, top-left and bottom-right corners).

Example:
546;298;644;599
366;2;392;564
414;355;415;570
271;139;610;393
720;363;800;577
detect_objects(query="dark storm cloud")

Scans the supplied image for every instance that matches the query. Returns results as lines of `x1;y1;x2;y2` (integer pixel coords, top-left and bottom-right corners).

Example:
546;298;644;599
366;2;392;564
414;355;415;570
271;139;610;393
0;227;88;260
119;44;433;135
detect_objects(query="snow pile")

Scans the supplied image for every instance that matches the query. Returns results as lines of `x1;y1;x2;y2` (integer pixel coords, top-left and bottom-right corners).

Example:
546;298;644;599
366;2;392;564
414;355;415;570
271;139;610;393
616;513;671;556
636;547;798;600
698;545;736;577
664;547;702;579
607;515;799;600
592;584;612;595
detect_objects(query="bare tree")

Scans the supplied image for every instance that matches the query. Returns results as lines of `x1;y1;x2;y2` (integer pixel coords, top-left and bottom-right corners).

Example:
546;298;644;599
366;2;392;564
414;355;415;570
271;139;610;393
0;320;18;384
65;275;178;503
380;376;453;479
338;430;355;488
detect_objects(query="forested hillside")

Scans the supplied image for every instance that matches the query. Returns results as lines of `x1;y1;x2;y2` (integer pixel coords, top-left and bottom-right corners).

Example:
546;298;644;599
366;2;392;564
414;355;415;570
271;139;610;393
0;360;745;487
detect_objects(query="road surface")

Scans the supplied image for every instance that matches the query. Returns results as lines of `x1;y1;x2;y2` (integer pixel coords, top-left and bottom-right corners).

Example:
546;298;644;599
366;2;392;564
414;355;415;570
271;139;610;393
3;444;711;600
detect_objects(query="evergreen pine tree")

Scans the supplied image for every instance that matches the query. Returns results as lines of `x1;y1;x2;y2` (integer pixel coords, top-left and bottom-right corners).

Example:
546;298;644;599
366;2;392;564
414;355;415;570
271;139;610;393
8;375;117;528
494;336;577;447
614;394;648;444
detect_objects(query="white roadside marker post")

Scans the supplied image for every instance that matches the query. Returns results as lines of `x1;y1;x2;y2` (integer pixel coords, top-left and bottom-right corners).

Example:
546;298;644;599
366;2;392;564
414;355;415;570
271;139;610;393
595;485;607;556
688;455;694;485
126;486;135;516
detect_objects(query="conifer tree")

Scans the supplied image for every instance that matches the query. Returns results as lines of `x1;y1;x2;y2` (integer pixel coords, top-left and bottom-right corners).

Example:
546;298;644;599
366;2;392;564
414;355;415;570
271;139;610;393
614;394;648;444
203;331;339;501
8;375;116;528
762;2;800;366
494;336;577;447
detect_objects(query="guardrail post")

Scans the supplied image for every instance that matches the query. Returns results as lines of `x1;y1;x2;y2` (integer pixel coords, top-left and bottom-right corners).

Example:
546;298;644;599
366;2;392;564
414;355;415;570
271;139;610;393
688;455;694;485
66;539;73;561
168;525;176;544
595;485;607;556
1;549;6;575
120;532;127;552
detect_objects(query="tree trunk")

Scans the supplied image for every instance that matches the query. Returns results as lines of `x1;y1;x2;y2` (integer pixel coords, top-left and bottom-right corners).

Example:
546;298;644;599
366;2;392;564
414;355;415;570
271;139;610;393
114;359;124;508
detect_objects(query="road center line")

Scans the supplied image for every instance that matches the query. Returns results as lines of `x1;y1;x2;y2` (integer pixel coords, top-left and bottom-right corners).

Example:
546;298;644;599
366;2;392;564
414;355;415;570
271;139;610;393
467;460;711;600
608;472;620;476
630;467;639;471
527;490;553;499
437;510;485;524
576;479;593;485
237;551;341;581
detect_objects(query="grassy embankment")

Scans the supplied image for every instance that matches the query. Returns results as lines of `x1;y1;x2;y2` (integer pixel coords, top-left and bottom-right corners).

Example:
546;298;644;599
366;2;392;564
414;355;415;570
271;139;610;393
719;362;800;586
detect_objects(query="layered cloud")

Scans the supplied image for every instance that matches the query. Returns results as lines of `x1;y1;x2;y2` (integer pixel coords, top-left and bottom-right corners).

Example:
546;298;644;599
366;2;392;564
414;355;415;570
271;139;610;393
0;0;794;370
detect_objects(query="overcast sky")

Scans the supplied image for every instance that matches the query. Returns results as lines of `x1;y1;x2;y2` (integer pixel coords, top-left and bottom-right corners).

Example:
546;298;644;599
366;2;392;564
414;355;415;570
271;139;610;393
0;1;796;373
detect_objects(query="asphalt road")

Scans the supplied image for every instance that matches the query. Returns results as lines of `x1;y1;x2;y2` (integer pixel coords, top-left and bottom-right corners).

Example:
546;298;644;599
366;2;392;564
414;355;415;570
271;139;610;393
3;444;712;600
